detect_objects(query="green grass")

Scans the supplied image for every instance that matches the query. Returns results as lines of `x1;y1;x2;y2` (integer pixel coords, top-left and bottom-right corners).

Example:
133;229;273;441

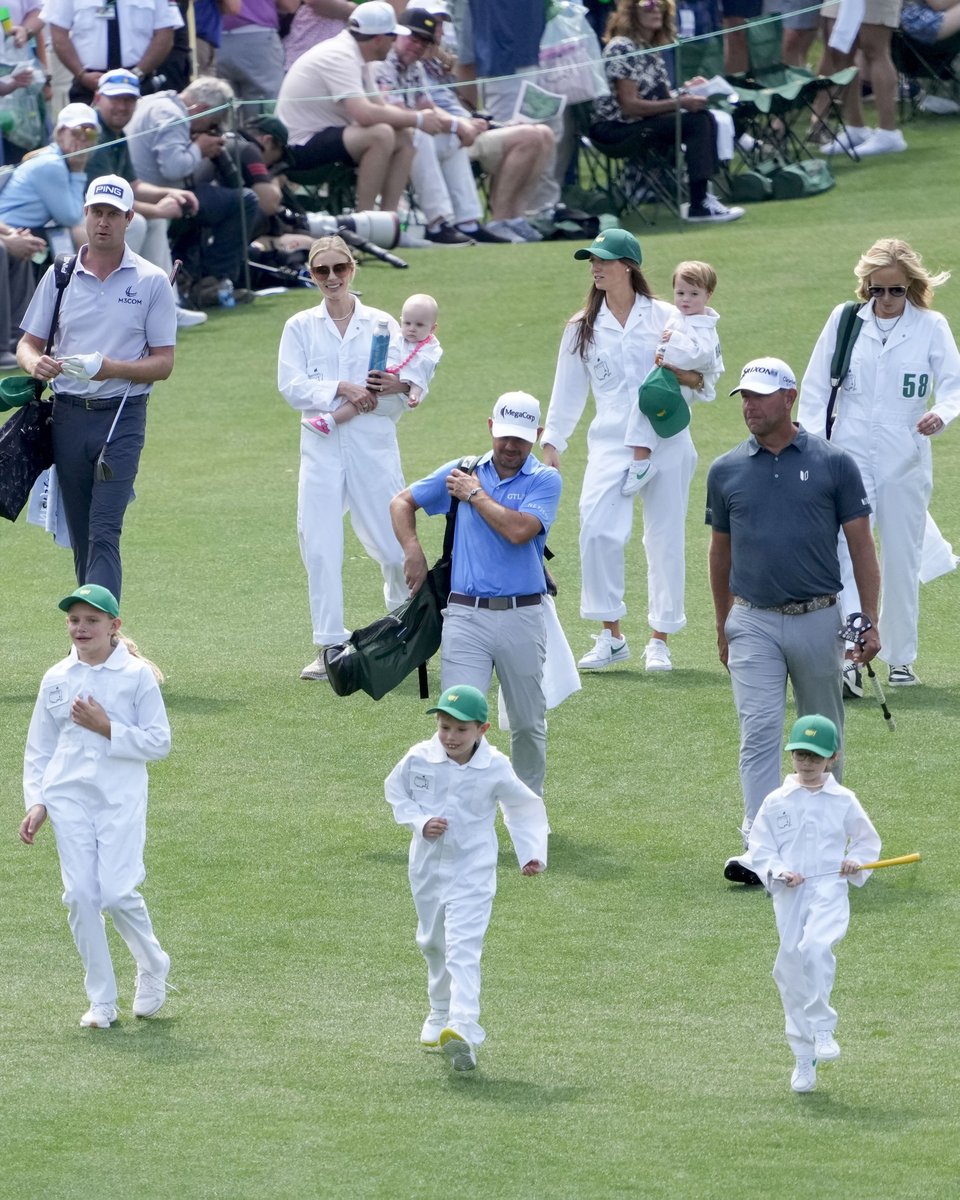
1;112;959;1199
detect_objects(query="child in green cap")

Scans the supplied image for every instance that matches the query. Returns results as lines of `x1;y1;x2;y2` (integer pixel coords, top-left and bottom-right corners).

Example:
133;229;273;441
384;684;547;1073
19;585;172;1030
743;714;881;1094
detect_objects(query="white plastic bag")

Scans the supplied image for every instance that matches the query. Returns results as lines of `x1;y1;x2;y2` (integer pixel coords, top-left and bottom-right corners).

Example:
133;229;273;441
538;1;609;105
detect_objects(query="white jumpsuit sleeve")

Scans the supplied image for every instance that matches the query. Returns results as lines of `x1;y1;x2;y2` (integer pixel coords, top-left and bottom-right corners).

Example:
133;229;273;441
108;671;171;763
745;797;787;890
23;684;57;810
278;314;341;413
926;312;960;428
843;797;882;887
497;772;549;868
542;320;592;455
798;304;845;439
384;752;432;837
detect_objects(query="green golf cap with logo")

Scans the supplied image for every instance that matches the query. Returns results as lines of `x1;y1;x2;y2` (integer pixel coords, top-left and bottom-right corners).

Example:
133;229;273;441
785;714;839;757
638;366;690;438
58;584;120;617
427;684;488;723
573;228;642;264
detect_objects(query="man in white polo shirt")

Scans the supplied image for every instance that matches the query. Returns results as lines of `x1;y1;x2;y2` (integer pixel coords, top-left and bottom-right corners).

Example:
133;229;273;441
17;174;177;601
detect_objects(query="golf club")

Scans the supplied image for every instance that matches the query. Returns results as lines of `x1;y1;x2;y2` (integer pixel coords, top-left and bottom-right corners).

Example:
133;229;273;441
804;852;921;879
838;612;895;731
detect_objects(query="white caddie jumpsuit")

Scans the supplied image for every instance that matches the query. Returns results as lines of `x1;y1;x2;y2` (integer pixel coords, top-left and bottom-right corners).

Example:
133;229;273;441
23;641;171;1007
543;295;700;633
799;300;960;666
384;733;549;1046
747;774;880;1057
278;301;410;647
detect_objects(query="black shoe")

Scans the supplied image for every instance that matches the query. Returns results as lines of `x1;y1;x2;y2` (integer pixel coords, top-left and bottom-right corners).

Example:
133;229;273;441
459;223;511;243
424;222;474;246
724;857;763;886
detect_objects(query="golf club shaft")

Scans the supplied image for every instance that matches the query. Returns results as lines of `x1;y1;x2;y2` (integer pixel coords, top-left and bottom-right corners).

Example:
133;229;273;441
864;661;896;730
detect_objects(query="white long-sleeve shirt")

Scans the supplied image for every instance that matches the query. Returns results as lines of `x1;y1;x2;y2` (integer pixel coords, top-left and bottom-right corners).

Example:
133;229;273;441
747;773;881;893
23;641;171;811
384;733;548;902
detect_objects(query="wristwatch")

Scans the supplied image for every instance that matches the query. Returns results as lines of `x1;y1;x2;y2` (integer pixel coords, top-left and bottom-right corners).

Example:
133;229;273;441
466;487;482;503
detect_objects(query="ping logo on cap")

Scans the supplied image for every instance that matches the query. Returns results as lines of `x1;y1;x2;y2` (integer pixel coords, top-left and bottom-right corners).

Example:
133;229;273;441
93;183;124;199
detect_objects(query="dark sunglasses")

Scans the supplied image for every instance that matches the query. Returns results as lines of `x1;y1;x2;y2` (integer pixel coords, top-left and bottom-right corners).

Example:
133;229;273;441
868;285;907;298
311;261;353;278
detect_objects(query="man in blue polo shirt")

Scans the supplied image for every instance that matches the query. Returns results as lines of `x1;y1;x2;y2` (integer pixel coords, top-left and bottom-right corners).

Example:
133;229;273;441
390;392;562;795
706;357;881;884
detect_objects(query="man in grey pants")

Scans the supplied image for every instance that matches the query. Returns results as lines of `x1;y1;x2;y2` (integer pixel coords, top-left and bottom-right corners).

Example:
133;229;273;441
17;175;176;601
705;358;881;884
390;393;562;797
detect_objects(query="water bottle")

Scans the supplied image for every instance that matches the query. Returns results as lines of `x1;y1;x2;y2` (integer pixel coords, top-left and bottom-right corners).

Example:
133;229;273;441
368;319;390;372
217;278;235;309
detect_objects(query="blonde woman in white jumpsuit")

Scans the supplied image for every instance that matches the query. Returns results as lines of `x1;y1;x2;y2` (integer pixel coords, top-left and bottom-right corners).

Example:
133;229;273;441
278;236;413;680
542;230;704;673
799;238;960;684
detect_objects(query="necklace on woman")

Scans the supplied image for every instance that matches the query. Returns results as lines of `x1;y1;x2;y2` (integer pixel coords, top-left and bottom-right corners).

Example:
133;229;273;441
875;310;904;345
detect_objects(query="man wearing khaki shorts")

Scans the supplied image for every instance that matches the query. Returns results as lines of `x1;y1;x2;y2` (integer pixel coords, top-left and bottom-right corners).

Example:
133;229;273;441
819;0;907;157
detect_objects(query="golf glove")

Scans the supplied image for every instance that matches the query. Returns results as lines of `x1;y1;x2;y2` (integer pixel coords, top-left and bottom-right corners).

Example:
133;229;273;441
59;352;103;380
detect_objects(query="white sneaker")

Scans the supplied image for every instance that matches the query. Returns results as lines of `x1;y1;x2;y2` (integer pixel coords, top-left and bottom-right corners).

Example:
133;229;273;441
439;1027;477;1071
888;663;920;686
918;94;960;115
643;638;672;672
80;1002;118;1028
853;128;907;157
842;661;864;698
577;630;630;670
484;219;525;243
133;969;169;1017
300;653;328;681
175;306;208;329
814;1030;841;1062
684;193;745;223
791;1056;817;1092
420;1011;448;1049
621;461;657;496
820;125;869;155
506;216;544;242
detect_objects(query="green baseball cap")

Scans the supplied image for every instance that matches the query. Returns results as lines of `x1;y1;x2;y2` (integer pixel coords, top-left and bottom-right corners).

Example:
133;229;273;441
573;228;642;264
785;714;839;757
638;366;690;438
427;684;488;723
58;584;119;617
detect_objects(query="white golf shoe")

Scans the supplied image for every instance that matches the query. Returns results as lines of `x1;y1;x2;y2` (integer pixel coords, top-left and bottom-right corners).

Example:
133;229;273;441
814;1030;841;1062
300;653;328;681
643;638;672;672
439;1027;477;1072
578;631;630;670
133;969;169;1018
80;1002;118;1029
420;1012;448;1049
791;1057;817;1092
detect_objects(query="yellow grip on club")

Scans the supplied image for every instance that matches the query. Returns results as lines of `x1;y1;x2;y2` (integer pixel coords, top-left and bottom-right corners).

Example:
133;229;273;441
859;853;921;870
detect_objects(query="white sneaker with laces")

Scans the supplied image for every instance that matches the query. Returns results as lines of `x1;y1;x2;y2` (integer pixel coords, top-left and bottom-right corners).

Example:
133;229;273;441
685;194;744;223
133;969;169;1018
621;462;657;496
300;653;328;681
820;125;870;155
842;661;864;698
80;1002;118;1028
175;306;208;329
578;630;630;670
643;638;672;672
791;1056;817;1092
420;1012;448;1049
854;128;907;157
439;1027;477;1071
814;1030;841;1062
888;663;920;686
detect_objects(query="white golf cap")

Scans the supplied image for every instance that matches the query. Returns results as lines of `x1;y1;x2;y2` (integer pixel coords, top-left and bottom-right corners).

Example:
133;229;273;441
84;174;135;212
420;1;452;15
729;357;797;396
55;102;99;130
491;392;541;441
349;1;409;35
97;67;141;98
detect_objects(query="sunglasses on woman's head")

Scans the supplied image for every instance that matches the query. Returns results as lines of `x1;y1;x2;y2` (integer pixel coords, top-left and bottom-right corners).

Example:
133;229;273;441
868;285;907;298
311;261;353;278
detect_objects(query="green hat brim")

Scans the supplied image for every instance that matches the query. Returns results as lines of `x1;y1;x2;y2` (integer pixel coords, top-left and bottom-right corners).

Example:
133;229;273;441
0;375;39;411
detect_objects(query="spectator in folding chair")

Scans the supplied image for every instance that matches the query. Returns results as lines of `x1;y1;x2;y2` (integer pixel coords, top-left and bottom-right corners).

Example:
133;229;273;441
818;0;908;156
275;2;417;214
590;0;744;224
374;8;513;244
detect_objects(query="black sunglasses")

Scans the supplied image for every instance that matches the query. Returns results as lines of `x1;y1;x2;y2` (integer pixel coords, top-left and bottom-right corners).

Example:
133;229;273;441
311;261;353;278
868;285;907;298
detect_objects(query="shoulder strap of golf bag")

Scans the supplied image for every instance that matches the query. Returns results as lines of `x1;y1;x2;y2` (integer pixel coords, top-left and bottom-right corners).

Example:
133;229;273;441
34;253;77;404
825;301;864;440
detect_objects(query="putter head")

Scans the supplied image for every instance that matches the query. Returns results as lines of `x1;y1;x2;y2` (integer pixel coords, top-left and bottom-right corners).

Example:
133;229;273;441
95;454;113;481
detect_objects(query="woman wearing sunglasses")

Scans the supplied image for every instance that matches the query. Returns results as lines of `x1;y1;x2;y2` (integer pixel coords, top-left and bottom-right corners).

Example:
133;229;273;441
278;235;412;681
799;237;960;688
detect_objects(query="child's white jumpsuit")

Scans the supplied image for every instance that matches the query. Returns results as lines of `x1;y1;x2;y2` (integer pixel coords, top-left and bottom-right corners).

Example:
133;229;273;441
747;774;880;1056
385;733;548;1046
23;641;171;1007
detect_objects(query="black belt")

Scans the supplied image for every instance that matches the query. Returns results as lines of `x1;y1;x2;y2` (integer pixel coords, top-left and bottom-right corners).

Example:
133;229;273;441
733;594;837;616
448;592;542;610
55;393;148;410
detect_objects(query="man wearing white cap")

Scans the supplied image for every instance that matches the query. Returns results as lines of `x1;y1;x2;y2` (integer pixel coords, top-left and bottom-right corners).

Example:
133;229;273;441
276;1;425;212
705;357;881;884
16;174;177;601
391;393;562;795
